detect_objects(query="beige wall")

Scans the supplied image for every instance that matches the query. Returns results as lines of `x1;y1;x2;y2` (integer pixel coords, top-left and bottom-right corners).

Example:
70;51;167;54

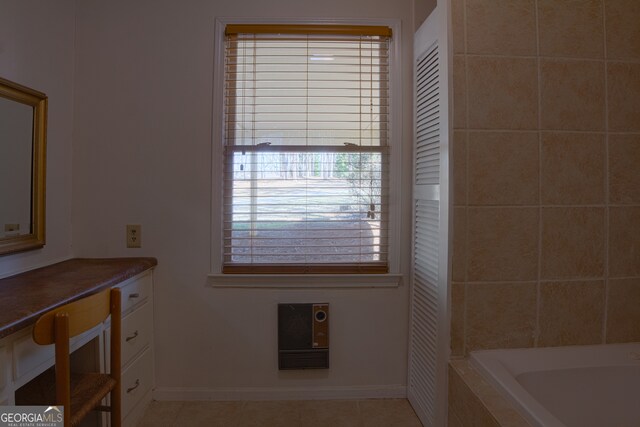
2;0;412;399
413;0;437;30
0;1;75;277
71;0;414;397
450;0;640;355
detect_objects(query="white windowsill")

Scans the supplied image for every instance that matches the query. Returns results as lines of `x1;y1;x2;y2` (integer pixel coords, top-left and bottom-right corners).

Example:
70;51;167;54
207;273;403;288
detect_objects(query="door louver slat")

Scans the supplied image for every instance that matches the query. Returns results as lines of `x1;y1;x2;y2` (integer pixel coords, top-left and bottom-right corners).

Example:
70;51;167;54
409;8;449;424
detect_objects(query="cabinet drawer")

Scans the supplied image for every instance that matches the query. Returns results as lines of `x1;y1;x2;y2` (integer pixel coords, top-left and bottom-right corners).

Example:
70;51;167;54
121;348;153;418
13;332;52;382
13;326;99;383
121;302;152;366
119;272;152;313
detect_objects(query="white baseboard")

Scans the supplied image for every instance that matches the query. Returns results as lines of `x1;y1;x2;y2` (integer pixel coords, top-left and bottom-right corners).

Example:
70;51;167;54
153;384;406;401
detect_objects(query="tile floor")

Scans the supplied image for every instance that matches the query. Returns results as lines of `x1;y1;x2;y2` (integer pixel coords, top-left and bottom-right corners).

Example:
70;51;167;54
137;399;423;427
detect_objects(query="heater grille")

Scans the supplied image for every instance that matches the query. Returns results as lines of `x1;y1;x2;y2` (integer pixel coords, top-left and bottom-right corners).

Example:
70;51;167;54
278;303;329;369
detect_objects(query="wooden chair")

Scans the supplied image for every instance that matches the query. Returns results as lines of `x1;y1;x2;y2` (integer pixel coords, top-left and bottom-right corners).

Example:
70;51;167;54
18;288;122;427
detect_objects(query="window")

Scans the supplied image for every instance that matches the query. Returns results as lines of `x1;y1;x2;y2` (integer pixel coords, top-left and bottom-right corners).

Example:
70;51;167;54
222;24;392;274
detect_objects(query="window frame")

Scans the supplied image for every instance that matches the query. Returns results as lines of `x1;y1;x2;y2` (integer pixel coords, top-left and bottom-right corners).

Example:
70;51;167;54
210;17;403;288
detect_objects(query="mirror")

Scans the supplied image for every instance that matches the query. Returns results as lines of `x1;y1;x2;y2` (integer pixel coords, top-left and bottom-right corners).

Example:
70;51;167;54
0;77;47;255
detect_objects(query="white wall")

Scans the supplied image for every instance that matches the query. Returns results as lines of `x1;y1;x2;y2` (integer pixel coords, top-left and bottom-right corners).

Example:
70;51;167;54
414;0;437;31
0;1;75;277
71;0;414;397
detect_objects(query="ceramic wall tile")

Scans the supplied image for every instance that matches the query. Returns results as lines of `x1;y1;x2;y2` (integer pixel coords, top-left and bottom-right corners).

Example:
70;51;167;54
538;280;604;346
540;207;605;279
540;59;605;131
541;132;605;205
467;57;538;130
605;0;640;60
607;278;640;342
467;131;539;206
466;282;537;351
607;62;640;132
609;134;640;204
609;207;640;277
465;0;537;56
538;0;604;59
467;208;538;281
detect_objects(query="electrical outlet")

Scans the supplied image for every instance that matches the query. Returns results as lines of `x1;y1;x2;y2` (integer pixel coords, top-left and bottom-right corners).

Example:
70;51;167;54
126;224;141;248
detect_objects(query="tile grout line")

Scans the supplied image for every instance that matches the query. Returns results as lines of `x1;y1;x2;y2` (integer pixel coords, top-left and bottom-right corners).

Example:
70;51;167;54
462;0;469;358
460;203;640;209
602;0;610;345
457;129;640;134
462;276;631;285
534;0;542;349
456;128;640;136
461;52;640;64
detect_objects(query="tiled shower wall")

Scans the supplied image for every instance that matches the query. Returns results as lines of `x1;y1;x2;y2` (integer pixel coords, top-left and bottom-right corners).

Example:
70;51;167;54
450;0;640;356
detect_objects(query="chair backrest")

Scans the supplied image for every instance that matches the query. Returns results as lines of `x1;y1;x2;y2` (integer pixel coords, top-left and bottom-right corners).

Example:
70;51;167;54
31;288;122;427
33;289;115;344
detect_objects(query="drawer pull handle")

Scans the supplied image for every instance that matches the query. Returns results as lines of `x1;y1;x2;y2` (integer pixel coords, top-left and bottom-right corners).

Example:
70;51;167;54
127;379;140;393
129;293;140;299
125;331;139;342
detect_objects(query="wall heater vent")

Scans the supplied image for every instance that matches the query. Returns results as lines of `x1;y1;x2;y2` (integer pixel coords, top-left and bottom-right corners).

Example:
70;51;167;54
278;303;329;370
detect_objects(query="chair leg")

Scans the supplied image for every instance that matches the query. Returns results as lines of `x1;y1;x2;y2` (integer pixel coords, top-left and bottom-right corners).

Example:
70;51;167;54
110;388;121;427
54;314;71;427
110;288;122;427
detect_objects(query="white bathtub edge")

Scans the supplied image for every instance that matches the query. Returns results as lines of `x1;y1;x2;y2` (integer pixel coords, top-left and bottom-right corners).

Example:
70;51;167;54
469;350;565;427
468;343;640;427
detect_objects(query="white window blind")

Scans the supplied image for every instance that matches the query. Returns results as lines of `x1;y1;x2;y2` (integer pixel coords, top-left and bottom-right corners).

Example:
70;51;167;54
223;25;392;274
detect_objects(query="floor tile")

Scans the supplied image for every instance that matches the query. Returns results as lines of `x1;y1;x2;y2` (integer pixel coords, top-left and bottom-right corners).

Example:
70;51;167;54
297;399;362;427
137;398;422;427
237;401;302;427
173;401;244;427
358;399;422;427
137;401;183;427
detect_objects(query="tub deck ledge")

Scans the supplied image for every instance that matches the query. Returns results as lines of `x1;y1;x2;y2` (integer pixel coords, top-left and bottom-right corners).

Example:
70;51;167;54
449;358;532;427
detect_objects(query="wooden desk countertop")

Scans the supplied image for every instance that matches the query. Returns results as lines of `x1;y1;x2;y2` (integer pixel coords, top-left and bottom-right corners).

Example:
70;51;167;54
0;257;157;339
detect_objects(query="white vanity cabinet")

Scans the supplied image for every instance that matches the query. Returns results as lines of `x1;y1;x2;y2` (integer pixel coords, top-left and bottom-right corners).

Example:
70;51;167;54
0;257;157;426
106;270;155;427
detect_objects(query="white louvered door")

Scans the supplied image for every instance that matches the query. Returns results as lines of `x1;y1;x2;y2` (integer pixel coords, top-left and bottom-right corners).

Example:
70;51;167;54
408;4;451;426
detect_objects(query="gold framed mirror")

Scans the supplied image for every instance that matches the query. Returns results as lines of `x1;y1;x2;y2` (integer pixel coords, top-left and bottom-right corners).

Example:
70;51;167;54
0;77;47;255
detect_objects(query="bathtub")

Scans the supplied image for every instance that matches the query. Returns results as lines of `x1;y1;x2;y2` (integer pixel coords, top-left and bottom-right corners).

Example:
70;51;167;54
469;343;640;427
